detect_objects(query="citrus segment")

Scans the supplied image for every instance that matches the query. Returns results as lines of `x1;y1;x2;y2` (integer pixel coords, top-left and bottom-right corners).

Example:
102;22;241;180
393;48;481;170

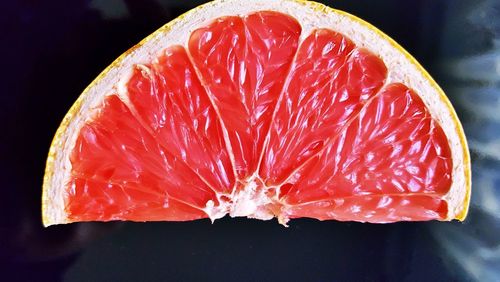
68;95;214;221
259;29;387;185
188;11;301;180
67;177;207;222
126;46;234;194
282;84;452;221
286;195;448;222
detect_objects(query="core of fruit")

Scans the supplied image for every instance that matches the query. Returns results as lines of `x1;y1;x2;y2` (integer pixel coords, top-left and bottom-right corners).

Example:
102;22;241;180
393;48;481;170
42;0;470;227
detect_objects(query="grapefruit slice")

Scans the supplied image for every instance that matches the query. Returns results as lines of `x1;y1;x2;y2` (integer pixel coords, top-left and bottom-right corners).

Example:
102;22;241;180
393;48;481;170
42;0;470;226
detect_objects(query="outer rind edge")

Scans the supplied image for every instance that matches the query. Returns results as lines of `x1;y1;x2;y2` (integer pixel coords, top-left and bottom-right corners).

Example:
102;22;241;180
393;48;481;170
42;0;471;226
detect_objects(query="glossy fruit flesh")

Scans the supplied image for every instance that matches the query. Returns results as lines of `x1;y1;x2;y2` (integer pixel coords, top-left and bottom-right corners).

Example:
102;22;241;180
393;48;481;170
67;11;452;223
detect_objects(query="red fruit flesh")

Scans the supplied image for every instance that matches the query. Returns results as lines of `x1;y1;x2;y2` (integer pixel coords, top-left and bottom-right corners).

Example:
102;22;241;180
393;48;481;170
66;11;452;223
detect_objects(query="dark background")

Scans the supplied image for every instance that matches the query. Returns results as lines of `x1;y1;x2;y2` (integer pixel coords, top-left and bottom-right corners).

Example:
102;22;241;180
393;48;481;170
1;0;499;281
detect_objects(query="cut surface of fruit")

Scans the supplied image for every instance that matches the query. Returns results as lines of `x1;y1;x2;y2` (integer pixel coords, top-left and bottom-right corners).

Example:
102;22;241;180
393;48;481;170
42;0;470;226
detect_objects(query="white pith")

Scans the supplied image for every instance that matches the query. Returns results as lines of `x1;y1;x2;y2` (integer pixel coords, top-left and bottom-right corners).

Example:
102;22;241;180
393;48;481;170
43;0;469;226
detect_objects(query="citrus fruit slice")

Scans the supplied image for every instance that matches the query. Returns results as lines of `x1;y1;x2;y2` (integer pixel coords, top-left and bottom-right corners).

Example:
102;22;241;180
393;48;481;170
42;0;470;226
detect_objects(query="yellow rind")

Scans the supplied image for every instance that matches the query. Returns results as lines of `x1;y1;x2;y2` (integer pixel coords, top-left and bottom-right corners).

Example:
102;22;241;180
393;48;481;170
42;0;471;226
